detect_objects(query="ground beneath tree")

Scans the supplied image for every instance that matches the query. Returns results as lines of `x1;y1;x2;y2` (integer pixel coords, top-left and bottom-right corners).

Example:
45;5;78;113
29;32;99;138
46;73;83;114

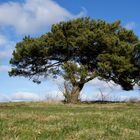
0;102;140;140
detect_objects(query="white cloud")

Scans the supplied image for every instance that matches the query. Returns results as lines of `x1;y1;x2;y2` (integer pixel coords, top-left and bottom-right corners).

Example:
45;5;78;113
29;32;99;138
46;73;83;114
0;90;64;102
0;89;140;102
0;49;13;59
0;93;10;102
0;65;10;73
44;91;64;101
86;78;121;90
52;76;65;85
0;34;15;59
118;95;140;102
0;0;86;34
80;91;112;101
0;34;7;45
124;22;136;30
11;90;64;102
11;91;40;101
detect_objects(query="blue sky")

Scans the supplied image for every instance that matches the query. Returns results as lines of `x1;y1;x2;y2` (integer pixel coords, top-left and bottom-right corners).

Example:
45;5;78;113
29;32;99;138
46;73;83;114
0;0;140;102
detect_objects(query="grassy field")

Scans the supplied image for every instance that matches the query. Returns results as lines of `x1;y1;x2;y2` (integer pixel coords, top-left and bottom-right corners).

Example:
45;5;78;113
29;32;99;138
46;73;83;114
0;102;140;140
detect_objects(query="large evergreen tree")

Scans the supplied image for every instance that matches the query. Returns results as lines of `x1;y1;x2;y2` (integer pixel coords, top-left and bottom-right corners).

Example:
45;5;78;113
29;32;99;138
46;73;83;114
9;17;140;103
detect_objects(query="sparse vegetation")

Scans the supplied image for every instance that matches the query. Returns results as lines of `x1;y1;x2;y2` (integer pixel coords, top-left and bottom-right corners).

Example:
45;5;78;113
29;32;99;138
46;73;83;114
0;102;140;140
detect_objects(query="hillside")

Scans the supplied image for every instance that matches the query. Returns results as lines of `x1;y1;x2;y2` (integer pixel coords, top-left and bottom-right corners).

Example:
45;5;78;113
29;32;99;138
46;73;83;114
0;102;140;140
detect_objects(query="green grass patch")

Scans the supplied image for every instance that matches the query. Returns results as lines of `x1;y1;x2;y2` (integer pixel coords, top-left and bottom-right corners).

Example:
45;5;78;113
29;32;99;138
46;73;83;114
0;102;140;140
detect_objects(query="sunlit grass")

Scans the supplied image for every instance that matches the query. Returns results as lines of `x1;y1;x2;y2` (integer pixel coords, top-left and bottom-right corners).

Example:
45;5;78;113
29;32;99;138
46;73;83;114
0;102;140;140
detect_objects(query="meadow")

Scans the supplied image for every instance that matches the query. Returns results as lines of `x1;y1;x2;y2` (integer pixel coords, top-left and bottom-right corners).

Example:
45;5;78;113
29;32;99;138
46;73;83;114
0;101;140;140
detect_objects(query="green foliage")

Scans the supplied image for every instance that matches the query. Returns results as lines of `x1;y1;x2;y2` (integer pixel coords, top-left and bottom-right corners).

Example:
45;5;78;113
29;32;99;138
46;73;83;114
9;17;140;92
133;42;140;86
62;62;96;85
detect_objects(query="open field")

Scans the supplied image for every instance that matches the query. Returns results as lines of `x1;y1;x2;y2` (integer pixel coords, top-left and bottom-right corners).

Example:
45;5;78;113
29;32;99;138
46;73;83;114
0;102;140;140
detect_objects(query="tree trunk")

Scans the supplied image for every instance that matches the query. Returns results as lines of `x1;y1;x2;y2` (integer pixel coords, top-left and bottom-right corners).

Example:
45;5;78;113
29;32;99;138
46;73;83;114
69;83;84;103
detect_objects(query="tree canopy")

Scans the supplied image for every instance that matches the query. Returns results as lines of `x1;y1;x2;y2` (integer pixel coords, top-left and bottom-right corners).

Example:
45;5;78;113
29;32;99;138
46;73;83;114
9;17;140;103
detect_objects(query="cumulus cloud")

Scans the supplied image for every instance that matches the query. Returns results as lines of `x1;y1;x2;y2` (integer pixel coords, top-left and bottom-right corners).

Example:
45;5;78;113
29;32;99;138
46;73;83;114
52;76;65;85
11;91;40;101
0;89;140;102
0;0;86;34
0;93;10;102
0;90;64;102
0;50;12;59
80;91;112;101
118;95;140;102
0;34;15;59
45;91;64;101
0;34;7;45
0;65;10;73
124;22;136;30
86;78;121;90
10;91;64;102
